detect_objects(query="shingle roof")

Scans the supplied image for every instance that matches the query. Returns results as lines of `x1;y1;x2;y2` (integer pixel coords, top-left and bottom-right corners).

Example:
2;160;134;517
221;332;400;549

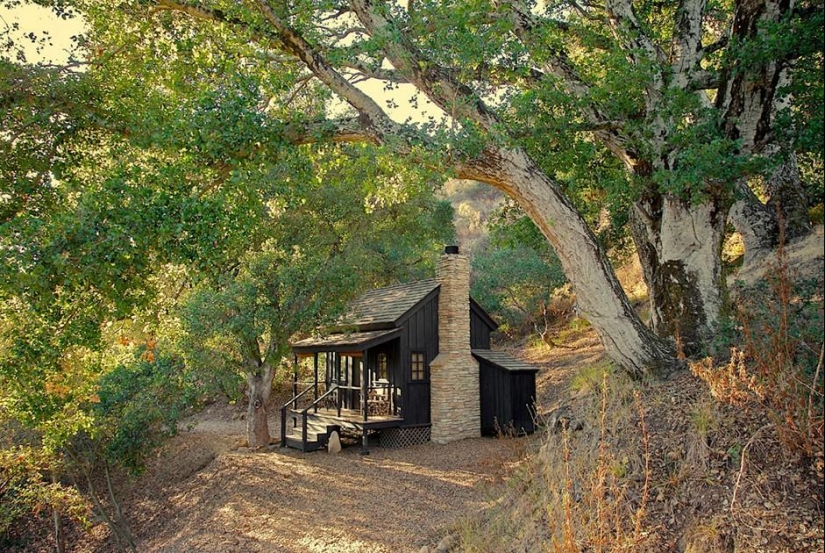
337;279;439;329
291;328;402;353
472;349;540;373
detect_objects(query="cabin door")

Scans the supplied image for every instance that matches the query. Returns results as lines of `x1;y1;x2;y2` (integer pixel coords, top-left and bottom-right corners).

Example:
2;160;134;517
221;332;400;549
340;355;361;411
404;351;430;425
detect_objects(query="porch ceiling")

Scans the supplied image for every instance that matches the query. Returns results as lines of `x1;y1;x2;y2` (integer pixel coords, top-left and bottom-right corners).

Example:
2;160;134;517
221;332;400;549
291;328;402;354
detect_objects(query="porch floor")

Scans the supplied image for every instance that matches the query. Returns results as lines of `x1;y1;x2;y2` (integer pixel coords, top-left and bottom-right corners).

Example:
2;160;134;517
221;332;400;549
310;407;404;430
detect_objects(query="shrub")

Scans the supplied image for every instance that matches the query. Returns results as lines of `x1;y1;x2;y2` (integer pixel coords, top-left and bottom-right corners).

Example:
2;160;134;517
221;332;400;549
691;239;824;456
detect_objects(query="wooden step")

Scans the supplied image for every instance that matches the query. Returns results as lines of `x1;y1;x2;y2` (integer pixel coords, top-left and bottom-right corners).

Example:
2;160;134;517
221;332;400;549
282;417;342;452
306;411;358;431
284;435;324;452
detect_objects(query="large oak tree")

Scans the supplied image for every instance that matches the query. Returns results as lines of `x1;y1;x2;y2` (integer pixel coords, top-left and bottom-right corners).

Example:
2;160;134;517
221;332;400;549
9;0;824;377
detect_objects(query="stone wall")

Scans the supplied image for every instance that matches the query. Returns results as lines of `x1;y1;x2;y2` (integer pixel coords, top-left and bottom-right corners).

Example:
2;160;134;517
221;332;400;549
430;250;480;444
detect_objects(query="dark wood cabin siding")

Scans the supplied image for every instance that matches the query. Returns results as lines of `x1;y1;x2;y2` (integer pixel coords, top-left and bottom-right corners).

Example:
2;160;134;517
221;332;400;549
470;308;492;349
479;360;511;435
508;371;536;434
478;360;537;436
396;294;439;426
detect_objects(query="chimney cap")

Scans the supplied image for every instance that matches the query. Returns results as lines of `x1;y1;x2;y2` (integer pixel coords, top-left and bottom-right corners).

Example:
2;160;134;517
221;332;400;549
444;245;460;255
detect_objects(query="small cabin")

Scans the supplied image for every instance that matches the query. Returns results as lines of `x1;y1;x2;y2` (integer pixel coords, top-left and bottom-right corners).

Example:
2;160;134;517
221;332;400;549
283;247;539;452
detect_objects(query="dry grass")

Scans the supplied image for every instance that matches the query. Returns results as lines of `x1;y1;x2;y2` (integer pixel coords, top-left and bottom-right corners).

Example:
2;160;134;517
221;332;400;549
457;368;654;552
459;231;824;552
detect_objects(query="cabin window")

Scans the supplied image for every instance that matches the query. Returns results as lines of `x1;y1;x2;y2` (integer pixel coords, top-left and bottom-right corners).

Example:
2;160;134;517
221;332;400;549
411;352;427;381
377;353;388;380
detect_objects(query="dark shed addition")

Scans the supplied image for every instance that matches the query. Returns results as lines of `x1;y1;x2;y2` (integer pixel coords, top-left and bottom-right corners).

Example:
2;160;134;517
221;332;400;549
474;350;539;436
282;247;540;452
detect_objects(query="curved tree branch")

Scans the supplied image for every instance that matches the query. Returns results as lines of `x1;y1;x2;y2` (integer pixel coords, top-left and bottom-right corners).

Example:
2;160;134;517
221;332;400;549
349;0;501;132
256;0;404;144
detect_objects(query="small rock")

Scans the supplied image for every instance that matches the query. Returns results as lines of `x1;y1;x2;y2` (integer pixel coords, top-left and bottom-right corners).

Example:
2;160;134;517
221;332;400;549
328;431;342;454
436;533;458;552
547;406;582;433
419;546;431;553
547;407;570;432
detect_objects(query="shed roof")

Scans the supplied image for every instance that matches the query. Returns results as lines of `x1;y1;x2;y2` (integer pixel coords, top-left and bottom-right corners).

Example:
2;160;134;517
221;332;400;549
472;349;540;373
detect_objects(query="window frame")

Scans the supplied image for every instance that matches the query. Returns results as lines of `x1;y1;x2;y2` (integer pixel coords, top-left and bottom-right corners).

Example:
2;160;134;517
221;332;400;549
410;351;427;381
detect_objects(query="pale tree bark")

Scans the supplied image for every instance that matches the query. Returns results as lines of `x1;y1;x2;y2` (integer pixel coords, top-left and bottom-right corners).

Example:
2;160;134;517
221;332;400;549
51;470;66;553
720;0;812;258
150;0;679;377
148;0;811;372
458;148;677;376
731;150;812;269
630;196;728;354
584;0;730;356
354;0;678;375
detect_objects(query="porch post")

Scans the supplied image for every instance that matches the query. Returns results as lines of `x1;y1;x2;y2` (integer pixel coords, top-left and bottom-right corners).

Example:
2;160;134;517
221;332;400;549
361;347;370;455
313;353;319;403
292;354;298;410
336;353;342;418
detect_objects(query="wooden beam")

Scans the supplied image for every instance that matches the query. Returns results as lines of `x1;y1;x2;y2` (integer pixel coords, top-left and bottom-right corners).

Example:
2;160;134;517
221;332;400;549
313;353;319;410
361;347;370;455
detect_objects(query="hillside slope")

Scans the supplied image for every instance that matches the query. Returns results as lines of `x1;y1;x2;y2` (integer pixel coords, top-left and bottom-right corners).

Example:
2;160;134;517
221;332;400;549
10;228;822;553
453;227;824;552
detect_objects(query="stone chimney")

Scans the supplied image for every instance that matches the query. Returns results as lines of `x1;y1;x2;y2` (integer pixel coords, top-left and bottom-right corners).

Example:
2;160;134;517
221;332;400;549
430;246;480;444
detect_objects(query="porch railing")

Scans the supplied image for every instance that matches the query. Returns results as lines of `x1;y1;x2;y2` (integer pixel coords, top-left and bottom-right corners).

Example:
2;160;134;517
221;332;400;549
279;381;402;447
279;384;316;447
297;384;338;451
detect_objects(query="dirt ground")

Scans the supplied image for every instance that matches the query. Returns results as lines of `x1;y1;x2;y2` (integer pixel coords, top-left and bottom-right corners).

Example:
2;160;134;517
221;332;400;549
61;313;603;552
65;396;546;553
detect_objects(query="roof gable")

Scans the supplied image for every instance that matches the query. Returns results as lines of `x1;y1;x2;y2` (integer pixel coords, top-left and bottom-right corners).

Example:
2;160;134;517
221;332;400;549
471;297;499;331
337;279;439;330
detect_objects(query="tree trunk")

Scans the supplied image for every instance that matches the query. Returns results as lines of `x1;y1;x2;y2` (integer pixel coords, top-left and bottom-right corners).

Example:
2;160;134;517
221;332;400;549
720;0;811;261
765;151;811;241
51;470;65;553
729;180;780;267
246;366;274;449
460;147;678;378
631;195;728;357
730;152;811;268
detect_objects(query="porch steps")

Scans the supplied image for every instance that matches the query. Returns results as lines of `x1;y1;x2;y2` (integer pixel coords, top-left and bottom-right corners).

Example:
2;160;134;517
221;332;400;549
283;414;342;452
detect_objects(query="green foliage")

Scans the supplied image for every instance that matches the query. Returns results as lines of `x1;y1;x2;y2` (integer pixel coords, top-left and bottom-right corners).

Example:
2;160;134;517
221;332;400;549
1;5;455;541
0;444;88;538
92;350;201;474
471;197;568;339
472;245;564;323
695;247;824;455
712;272;823;376
570;362;614;396
487;199;556;256
179;142;454;384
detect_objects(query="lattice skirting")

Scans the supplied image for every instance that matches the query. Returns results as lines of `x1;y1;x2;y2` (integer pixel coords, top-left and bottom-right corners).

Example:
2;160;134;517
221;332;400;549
380;425;431;448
